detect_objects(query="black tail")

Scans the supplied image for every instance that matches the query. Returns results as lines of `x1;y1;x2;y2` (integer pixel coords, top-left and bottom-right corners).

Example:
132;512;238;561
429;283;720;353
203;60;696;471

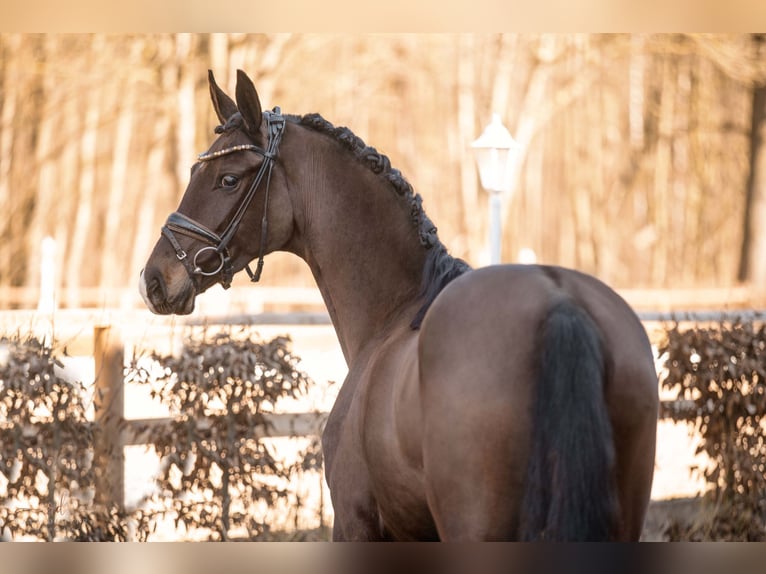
519;297;620;541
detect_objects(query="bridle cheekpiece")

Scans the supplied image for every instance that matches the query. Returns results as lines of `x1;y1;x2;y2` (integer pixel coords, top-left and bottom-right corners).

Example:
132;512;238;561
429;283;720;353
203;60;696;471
161;107;285;290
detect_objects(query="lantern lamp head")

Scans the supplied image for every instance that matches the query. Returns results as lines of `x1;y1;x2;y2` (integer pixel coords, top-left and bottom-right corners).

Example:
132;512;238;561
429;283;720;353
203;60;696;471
471;114;521;194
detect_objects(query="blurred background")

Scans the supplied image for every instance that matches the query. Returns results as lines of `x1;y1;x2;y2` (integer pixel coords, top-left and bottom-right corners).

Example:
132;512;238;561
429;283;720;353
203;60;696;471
2;33;766;540
2;33;765;311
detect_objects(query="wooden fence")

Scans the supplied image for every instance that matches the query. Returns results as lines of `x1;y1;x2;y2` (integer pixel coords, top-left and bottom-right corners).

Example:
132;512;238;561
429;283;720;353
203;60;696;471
0;284;760;312
87;324;328;513
6;305;766;512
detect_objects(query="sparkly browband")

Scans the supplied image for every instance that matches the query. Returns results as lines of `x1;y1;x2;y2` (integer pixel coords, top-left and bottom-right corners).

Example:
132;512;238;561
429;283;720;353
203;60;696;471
197;144;265;162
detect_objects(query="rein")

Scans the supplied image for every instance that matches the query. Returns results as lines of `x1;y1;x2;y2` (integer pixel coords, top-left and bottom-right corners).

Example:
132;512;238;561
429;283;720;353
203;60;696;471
161;108;285;289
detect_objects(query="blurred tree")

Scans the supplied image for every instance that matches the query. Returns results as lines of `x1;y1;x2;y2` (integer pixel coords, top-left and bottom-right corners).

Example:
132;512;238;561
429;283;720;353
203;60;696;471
738;34;766;296
0;34;764;308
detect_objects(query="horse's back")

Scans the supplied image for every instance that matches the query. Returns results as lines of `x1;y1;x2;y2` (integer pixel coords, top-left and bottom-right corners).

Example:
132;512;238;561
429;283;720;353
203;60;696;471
417;264;658;540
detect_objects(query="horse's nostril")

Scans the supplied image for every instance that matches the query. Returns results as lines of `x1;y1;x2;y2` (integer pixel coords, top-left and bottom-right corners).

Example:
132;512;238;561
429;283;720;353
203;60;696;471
148;276;162;298
141;267;166;302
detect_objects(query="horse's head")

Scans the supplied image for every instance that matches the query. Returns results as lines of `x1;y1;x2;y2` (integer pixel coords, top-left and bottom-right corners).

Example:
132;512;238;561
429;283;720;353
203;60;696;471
140;70;294;315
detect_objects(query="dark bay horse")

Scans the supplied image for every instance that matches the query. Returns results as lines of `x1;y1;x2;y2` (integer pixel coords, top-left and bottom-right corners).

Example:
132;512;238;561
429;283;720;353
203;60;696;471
140;70;659;541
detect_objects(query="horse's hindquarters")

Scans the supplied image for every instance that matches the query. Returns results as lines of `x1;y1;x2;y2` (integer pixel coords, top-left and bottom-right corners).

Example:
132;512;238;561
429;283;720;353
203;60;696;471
417;267;548;539
417;265;658;541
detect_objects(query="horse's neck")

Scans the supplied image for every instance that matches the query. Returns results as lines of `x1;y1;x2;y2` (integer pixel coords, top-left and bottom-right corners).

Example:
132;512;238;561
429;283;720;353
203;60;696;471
288;137;426;364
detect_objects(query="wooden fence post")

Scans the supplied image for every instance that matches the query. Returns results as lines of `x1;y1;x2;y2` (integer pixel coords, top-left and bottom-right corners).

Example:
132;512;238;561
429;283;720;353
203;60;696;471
93;325;125;512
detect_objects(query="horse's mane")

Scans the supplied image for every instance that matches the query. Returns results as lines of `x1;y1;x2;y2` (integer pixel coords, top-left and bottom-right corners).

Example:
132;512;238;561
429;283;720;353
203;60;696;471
291;113;472;329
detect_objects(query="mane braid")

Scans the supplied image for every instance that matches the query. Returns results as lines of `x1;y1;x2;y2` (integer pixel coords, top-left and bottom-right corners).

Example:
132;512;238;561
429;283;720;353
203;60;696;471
293;113;471;329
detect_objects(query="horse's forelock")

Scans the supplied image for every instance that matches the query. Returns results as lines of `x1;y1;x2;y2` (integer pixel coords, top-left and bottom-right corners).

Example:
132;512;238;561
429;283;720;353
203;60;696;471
214;112;245;135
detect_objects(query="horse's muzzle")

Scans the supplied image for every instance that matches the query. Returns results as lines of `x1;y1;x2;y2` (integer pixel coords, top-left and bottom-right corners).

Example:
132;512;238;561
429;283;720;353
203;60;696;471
139;267;195;315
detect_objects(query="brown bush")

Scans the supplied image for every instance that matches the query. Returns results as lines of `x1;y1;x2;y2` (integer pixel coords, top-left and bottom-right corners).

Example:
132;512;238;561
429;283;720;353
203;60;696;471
0;334;129;540
128;329;323;541
659;319;766;541
0;329;325;541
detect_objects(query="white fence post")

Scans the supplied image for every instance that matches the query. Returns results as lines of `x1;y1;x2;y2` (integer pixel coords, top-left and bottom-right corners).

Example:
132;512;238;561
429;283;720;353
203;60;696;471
37;236;56;314
35;236;57;345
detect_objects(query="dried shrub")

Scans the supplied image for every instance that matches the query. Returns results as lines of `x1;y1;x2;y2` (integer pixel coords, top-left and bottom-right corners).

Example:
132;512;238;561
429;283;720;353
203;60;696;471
659;319;766;540
1;328;328;541
0;334;129;541
128;328;322;541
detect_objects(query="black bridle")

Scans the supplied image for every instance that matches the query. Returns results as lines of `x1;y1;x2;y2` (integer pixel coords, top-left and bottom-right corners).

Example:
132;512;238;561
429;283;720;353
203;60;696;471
161;108;286;289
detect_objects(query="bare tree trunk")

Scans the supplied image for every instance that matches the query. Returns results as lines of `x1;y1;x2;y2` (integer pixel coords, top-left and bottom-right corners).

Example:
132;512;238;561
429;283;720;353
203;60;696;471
7;36;45;291
651;56;676;286
629;34;646;150
175;34;196;191
683;54;704;284
489;34;518;116
101;43;140;290
129;107;173;286
66;35;104;308
0;34;21;303
130;36;178;285
672;57;692;283
54;68;81;300
209;33;230;79
251;34;293;103
26;36;60;297
455;34;482;263
488;34;523;262
738;35;766;299
500;36;552;239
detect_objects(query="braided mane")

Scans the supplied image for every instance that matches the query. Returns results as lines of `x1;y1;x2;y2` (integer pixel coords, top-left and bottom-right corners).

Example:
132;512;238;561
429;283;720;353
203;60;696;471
291;113;471;329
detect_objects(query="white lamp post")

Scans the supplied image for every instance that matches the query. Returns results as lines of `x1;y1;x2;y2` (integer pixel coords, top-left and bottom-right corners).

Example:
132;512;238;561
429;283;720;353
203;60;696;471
471;114;521;265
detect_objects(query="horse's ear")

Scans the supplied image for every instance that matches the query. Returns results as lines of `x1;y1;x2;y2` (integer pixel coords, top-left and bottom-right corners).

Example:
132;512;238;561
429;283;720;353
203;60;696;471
235;69;263;136
208;70;238;124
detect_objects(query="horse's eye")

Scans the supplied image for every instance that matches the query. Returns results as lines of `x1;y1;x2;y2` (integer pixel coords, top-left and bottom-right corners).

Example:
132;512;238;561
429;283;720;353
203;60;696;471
220;175;239;188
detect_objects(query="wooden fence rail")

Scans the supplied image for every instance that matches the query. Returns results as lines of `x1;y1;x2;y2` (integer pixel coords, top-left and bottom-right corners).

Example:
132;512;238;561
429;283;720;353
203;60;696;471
8;308;763;511
0;284;761;313
89;324;328;513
